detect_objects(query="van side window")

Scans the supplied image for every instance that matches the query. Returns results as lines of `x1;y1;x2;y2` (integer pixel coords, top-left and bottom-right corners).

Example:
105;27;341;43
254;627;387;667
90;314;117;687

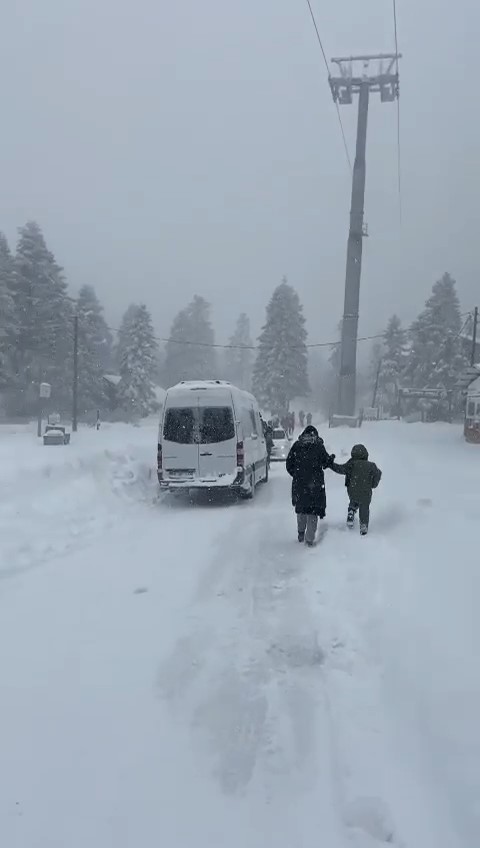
164;408;196;443
249;409;257;435
200;407;235;443
467;401;475;417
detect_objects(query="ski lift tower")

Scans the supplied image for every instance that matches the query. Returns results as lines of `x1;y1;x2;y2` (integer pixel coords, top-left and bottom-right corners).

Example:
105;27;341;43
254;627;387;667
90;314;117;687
330;53;400;417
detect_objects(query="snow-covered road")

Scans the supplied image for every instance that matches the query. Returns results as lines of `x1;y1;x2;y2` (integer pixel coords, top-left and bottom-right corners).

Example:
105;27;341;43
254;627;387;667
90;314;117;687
0;421;479;847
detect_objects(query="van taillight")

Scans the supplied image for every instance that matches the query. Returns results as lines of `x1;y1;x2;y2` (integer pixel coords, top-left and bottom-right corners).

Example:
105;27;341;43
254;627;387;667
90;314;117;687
236;441;244;467
157;443;162;471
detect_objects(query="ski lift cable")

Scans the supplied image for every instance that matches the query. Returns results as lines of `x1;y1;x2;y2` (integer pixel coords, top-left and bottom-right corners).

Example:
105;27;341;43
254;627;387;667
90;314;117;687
392;0;402;224
304;0;352;174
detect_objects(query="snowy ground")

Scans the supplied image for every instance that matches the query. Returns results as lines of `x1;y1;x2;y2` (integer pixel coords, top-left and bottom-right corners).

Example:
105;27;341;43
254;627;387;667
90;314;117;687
0;419;479;847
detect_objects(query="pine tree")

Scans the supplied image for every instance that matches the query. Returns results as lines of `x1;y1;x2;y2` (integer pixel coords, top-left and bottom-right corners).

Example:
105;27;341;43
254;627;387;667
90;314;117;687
368;340;385;407
225;313;253;390
116;304;158;417
12;222;73;410
163;295;216;386
308;349;329;415
252;278;309;414
404;273;467;418
380;314;407;413
0;233;16;389
325;319;343;413
76;285;113;415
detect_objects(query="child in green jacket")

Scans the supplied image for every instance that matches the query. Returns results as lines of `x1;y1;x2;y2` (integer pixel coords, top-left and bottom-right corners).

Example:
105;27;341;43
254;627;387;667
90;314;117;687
331;444;382;535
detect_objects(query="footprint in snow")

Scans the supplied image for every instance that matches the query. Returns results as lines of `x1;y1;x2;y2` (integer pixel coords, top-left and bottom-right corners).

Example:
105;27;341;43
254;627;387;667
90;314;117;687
343;796;396;844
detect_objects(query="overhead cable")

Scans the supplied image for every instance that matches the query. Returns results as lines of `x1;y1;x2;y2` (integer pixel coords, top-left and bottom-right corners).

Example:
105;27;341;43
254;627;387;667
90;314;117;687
304;0;352;173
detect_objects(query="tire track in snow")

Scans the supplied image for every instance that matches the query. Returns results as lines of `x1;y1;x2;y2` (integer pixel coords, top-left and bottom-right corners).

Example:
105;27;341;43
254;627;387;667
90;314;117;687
157;475;335;813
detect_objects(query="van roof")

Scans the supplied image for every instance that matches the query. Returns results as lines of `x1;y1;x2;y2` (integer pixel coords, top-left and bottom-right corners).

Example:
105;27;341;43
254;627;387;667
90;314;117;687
169;380;232;391
165;381;259;407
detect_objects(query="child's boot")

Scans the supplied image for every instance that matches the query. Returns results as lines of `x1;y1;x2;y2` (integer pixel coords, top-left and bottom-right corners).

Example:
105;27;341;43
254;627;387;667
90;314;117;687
360;523;368;536
347;507;355;528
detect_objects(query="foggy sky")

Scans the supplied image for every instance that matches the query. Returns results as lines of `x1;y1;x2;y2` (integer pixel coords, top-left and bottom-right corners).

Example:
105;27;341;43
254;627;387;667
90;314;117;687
1;0;479;350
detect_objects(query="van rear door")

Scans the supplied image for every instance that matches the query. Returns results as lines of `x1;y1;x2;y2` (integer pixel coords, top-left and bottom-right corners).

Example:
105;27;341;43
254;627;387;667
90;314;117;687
198;405;237;481
162;405;198;481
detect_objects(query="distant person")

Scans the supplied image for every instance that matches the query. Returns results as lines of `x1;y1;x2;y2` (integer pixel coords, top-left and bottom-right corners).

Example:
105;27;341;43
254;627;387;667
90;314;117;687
286;426;335;547
306;412;312;426
331;444;382;536
289;411;295;435
299;410;305;429
262;419;274;467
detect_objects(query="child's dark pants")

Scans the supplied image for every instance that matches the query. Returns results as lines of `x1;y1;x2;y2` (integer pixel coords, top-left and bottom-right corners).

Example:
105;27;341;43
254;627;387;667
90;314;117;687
348;494;372;527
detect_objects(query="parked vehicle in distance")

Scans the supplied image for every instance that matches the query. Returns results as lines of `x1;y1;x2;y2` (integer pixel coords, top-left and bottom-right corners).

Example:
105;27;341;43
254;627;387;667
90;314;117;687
270;427;291;462
43;425;71;446
157;380;268;498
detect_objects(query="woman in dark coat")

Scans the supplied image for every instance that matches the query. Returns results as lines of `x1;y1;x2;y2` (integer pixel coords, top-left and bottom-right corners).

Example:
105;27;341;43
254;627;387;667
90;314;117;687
286;426;335;546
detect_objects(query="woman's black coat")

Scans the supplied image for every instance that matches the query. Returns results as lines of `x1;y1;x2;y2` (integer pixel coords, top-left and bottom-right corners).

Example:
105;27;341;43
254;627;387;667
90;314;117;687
286;436;334;517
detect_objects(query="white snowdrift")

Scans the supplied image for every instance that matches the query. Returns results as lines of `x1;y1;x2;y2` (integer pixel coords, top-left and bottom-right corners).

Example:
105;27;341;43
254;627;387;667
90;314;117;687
0;422;157;579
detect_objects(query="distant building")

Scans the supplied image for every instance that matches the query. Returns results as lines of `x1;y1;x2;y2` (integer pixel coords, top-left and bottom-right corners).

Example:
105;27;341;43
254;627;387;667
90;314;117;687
464;366;480;443
103;374;122;412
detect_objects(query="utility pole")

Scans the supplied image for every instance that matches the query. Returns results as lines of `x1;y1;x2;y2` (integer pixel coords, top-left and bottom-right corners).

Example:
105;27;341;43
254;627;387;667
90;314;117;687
330;54;400;417
72;314;79;432
471;306;478;367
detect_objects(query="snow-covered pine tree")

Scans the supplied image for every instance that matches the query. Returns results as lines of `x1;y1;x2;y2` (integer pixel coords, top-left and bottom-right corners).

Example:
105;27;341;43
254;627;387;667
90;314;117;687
380;314;407;414
325;319;343;413
12;221;73;411
368;340;385;408
76;285;113;416
308;349;329;416
116;304;158;417
252;278;309;414
163;295;216;387
0;233;16;390
225;313;253;390
404;273;467;419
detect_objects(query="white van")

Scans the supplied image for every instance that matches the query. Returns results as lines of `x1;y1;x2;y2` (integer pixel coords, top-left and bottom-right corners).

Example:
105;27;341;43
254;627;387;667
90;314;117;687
157;381;269;497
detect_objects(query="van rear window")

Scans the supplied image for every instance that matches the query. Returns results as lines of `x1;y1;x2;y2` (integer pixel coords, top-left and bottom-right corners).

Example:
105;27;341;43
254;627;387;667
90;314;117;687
163;408;196;443
200;407;235;443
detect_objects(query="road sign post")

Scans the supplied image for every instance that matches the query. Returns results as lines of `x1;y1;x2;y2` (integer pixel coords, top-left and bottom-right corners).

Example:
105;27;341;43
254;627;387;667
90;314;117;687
37;382;51;437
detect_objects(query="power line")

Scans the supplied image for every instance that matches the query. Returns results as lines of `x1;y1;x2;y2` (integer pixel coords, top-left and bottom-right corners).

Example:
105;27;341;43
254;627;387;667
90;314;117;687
304;0;352;173
454;314;472;342
105;312;474;353
392;0;402;223
106;321;385;351
107;313;472;351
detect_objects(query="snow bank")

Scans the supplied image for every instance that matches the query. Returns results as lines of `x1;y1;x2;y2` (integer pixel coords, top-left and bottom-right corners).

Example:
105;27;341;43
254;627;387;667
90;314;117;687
0;422;158;579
